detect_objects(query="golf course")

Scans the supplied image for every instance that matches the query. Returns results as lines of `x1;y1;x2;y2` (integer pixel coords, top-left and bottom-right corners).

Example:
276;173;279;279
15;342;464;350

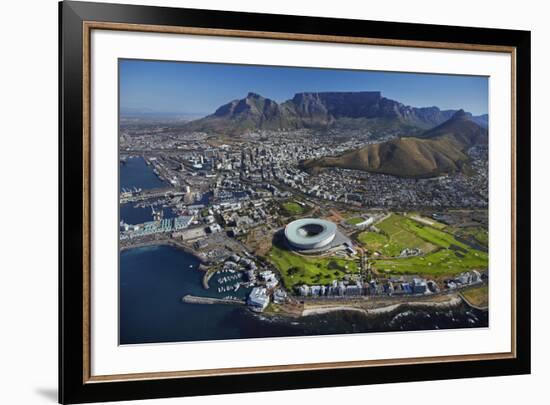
358;214;488;278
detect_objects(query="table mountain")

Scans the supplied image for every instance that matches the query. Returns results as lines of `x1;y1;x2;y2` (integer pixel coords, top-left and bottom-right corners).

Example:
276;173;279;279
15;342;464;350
185;91;483;135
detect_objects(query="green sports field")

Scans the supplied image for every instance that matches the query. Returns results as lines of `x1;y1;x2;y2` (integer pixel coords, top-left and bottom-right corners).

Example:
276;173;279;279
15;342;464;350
281;201;305;216
346;217;365;225
267;244;360;289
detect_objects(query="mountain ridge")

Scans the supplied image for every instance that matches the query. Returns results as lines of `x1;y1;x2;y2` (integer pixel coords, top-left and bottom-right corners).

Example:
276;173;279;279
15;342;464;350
301;110;488;178
185;91;487;135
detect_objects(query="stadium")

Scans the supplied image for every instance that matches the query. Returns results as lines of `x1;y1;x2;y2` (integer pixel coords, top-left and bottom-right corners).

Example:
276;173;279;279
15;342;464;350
284;218;338;251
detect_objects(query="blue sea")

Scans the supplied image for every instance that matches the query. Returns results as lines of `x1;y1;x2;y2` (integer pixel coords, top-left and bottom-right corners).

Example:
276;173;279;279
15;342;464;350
120;156;165;191
119;157;172;224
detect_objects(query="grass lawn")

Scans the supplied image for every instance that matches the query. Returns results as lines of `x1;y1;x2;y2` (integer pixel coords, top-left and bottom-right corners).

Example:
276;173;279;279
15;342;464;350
378;213;473;251
374;248;488;277
401;219;469;250
357;231;388;249
267;244;360;289
405;212;447;229
472;229;488;246
346;217;365;226
357;231;403;257
281;201;305;216
454;227;489;247
461;285;489;308
375;214;436;255
370;213;488;277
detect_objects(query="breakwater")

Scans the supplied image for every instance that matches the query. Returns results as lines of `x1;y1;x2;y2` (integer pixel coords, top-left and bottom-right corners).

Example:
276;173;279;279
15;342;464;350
182;295;245;305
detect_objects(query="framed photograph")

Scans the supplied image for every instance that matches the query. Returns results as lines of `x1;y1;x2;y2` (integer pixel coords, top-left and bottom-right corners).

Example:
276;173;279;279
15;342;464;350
59;1;531;403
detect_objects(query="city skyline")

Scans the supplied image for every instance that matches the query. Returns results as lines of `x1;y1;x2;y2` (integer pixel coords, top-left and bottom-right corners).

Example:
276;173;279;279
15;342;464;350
120;59;489;116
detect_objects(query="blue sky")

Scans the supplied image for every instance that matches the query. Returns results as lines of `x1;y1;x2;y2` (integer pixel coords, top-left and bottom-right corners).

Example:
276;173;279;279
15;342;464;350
119;59;488;116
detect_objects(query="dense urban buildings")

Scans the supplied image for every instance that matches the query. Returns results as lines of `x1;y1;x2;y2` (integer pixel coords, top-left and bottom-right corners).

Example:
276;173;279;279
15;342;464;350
119;115;489;315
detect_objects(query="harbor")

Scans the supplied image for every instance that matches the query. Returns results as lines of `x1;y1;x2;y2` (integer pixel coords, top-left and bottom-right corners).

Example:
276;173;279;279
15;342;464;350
120;244;488;344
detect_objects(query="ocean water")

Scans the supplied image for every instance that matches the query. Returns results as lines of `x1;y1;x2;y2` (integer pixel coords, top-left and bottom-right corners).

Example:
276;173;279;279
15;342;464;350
119;156;171;224
120;245;488;345
120;156;166;191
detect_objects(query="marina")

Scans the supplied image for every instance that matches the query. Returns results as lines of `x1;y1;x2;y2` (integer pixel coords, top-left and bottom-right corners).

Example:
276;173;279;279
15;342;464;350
120;244;488;344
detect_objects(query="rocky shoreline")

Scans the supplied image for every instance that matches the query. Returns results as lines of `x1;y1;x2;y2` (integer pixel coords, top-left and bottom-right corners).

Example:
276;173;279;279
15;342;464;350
300;295;464;317
121;237;207;264
122;241;487;320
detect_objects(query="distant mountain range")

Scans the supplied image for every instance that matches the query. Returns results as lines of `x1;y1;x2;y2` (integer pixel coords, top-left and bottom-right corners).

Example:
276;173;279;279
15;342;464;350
120;108;208;122
184;91;488;135
302;110;488;178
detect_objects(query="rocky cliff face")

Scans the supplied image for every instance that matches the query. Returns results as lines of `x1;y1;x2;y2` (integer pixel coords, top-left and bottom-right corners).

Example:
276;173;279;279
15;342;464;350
186;92;301;134
421;109;488;145
185;91;484;135
290;91;382;119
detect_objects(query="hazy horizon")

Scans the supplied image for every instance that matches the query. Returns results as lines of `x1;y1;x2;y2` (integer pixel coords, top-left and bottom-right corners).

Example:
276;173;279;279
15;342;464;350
120;59;489;116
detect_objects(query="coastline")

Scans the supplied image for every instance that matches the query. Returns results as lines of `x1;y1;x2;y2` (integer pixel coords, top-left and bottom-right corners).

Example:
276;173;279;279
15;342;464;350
120;237;208;264
301;295;464;317
459;291;489;311
121;241;487;319
121;237;216;288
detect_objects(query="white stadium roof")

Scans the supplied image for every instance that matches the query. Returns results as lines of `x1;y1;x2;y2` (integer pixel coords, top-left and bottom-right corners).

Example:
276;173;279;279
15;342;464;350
284;218;337;250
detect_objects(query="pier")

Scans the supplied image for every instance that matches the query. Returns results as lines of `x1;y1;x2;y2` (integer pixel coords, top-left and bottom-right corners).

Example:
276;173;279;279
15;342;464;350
181;295;245;305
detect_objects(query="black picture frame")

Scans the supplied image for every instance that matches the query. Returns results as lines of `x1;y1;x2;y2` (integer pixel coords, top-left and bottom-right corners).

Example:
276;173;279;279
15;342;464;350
59;1;531;403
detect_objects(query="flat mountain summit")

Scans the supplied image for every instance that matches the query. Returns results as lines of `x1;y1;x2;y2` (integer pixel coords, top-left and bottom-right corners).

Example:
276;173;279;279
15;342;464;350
185;91;484;135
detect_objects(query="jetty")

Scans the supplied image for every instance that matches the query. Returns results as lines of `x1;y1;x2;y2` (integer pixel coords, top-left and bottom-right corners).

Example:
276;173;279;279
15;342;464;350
181;295;245;305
